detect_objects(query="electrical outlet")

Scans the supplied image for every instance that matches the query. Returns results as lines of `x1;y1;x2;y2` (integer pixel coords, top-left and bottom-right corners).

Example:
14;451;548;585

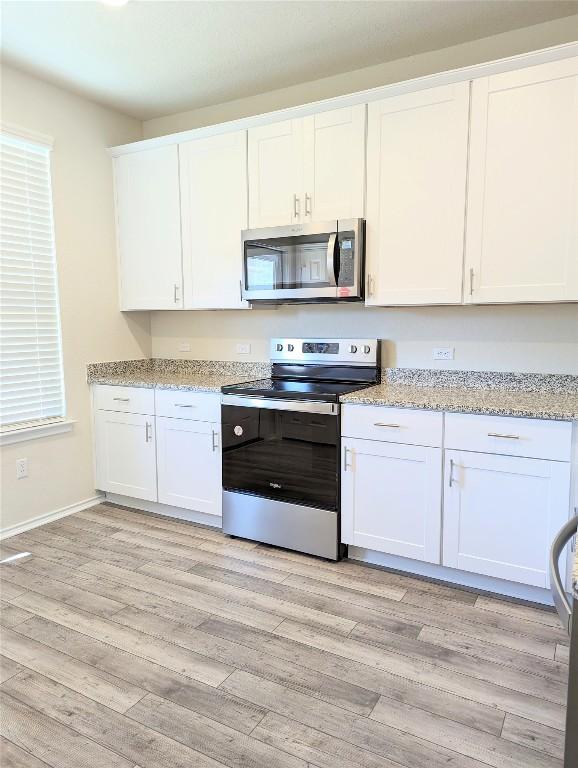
177;342;191;352
433;347;454;361
16;458;28;479
236;343;251;355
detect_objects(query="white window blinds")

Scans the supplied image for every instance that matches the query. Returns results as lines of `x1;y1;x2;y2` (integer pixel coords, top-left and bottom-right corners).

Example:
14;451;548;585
0;130;65;429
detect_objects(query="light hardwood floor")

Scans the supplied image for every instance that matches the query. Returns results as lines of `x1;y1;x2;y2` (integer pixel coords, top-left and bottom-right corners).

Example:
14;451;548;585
0;502;569;768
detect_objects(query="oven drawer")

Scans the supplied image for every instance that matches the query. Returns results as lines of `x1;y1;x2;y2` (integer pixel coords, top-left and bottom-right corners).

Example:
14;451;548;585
93;384;154;415
155;389;220;422
342;404;443;447
444;412;572;461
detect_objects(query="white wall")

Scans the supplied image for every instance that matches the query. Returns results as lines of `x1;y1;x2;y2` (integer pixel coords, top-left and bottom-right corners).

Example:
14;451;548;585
0;66;149;534
151;303;578;374
147;17;578;375
144;15;578;137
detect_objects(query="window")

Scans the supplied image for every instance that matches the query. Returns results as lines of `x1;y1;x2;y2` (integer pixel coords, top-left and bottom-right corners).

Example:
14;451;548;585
0;128;66;432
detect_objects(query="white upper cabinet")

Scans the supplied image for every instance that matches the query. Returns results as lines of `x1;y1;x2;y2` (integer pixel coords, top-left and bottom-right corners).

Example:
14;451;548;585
179;131;248;309
365;82;470;306
248;119;304;228
302;106;366;221
248;106;366;228
465;57;578;303
114;146;183;310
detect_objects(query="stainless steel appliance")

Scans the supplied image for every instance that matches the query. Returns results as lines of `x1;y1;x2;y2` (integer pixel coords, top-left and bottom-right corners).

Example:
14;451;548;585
550;514;577;767
221;338;379;559
241;219;364;303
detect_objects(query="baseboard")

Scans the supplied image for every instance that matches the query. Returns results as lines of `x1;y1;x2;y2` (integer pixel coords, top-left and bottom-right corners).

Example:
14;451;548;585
0;494;105;540
104;493;222;529
348;546;555;606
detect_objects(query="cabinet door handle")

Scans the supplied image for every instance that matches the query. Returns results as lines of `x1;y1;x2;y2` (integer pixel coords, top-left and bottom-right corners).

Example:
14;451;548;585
211;429;219;452
145;422;152;442
374;423;401;429
174;283;180;304
305;193;312;217
174;404;194;408
367;273;374;298
448;458;455;487
469;267;474;296
293;193;300;220
112;397;130;402
343;445;352;471
487;432;520;440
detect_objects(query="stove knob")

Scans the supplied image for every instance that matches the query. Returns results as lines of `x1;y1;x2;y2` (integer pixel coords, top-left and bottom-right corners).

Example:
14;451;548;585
348;345;357;353
276;343;283;352
363;345;371;354
287;344;294;352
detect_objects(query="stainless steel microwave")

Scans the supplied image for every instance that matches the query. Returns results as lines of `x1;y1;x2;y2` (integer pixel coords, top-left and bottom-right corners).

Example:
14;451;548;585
241;219;364;303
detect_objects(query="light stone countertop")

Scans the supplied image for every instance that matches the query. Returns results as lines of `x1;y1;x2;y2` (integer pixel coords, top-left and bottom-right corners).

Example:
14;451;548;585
339;382;578;421
88;360;578;420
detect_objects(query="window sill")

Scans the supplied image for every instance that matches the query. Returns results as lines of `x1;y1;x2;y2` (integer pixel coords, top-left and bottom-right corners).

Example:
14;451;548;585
0;418;76;446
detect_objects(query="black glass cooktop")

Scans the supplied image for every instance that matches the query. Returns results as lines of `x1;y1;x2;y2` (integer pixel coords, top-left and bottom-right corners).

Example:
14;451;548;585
221;377;373;403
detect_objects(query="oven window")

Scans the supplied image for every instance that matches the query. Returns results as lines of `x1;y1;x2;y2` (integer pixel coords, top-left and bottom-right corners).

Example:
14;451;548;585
244;233;334;291
222;405;339;511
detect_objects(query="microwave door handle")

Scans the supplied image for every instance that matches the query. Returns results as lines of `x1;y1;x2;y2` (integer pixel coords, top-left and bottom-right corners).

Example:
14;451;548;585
326;233;338;287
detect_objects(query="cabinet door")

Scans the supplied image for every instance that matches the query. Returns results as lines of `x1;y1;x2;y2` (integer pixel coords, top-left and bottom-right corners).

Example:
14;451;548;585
341;438;442;563
95;411;157;501
156;417;221;516
443;450;571;587
114;146;183;310
180;132;248;309
365;83;470;306
303;105;365;221
248;119;303;228
465;58;578;303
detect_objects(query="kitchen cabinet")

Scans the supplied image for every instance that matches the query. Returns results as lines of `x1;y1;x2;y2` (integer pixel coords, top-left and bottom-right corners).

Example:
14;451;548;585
94;410;157;501
443;450;571;587
180;131;249;309
465;57;578;303
365;82;470;305
156;416;221;515
248;105;365;228
114;146;183;310
341;405;443;563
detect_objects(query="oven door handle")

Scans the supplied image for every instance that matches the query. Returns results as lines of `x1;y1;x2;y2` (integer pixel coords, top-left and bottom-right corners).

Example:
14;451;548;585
549;513;577;635
221;395;338;415
326;233;338;287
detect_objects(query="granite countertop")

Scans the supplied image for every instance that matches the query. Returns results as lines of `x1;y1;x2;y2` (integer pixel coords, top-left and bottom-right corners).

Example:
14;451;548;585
340;382;578;421
340;368;578;421
87;359;269;394
88;360;578;420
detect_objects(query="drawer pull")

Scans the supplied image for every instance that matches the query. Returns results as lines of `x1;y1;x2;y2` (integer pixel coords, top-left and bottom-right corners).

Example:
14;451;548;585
174;404;195;408
487;432;520;440
211;429;219;452
112;397;130;402
374;423;401;428
145;422;152;443
448;458;455;487
343;445;352;471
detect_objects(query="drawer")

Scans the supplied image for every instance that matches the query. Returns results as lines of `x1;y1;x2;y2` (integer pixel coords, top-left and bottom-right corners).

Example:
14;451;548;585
93;384;154;415
155;388;220;422
444;412;572;461
342;404;443;447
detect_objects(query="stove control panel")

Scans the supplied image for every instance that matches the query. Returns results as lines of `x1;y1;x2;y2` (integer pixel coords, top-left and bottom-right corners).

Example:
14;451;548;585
270;338;378;366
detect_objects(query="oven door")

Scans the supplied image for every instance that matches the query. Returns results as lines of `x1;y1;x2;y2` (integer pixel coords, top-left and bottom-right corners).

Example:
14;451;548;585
242;219;363;302
221;397;339;511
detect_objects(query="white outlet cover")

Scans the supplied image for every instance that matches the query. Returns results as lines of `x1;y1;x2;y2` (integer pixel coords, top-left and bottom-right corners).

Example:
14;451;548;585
236;343;251;354
178;342;191;352
433;347;454;361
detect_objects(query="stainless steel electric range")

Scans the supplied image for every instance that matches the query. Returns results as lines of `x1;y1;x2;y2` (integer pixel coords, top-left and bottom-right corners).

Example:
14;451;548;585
220;338;379;560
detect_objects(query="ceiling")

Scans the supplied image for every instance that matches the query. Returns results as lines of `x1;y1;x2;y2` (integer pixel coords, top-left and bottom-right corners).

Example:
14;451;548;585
2;0;578;120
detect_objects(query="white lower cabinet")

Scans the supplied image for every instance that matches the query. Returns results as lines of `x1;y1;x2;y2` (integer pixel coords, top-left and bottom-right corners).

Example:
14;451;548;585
341;437;443;564
442;450;571;587
95;410;157;501
156;416;221;516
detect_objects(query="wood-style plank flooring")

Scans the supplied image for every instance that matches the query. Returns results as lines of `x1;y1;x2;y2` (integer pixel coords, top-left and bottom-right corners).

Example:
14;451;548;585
0;502;569;768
